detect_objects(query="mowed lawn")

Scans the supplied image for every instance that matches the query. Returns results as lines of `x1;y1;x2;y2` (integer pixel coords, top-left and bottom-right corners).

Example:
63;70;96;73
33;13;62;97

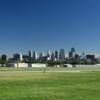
0;70;99;100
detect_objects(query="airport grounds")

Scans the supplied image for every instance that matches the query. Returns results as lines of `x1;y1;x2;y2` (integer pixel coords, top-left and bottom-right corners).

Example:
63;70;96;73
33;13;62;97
0;66;99;100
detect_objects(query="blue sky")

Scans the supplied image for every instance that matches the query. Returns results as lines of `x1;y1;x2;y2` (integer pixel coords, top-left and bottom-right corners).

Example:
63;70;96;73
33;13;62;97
0;0;100;54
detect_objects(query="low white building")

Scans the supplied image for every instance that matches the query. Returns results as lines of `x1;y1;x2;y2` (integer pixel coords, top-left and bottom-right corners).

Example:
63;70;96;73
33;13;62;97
95;64;100;67
29;63;47;68
63;64;73;68
75;65;97;68
54;64;73;68
10;63;28;68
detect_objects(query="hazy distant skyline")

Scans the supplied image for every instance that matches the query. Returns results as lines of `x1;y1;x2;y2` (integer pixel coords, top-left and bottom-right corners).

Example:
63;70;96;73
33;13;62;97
0;0;100;54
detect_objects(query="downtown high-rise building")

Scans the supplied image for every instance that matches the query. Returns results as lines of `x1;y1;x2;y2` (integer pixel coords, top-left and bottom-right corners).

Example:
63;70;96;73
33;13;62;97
69;47;76;58
47;50;51;61
33;51;38;60
59;49;65;61
1;54;8;61
13;53;23;61
29;50;33;59
55;50;59;61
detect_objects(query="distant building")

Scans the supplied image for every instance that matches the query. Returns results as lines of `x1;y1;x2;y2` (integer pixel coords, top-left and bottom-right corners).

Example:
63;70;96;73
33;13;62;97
96;58;100;63
47;50;51;61
55;50;59;61
71;47;75;53
59;49;65;61
51;53;55;61
86;54;95;61
29;63;46;68
23;55;29;62
69;47;76;58
80;52;86;59
19;53;23;61
33;51;38;61
13;53;23;61
1;54;7;61
69;51;73;58
74;54;80;59
39;52;44;61
10;63;28;68
29;50;33;59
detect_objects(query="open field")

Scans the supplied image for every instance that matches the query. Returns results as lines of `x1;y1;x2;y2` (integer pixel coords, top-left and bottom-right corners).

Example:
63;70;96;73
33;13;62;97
0;66;100;72
0;67;99;100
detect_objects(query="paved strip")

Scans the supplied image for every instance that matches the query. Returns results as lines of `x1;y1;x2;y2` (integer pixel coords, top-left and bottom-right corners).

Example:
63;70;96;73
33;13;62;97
0;70;81;73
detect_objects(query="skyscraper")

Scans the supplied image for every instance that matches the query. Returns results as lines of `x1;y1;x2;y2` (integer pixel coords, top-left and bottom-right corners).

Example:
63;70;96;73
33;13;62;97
71;47;75;53
47;50;51;57
51;52;55;61
47;50;51;61
33;51;37;61
1;55;7;61
59;49;65;61
39;52;43;61
19;53;23;61
29;50;33;59
69;51;73;58
13;53;23;61
69;47;76;58
55;50;59;61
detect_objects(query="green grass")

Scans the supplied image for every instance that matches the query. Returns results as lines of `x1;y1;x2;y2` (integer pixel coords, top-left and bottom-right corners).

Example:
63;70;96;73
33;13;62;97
0;68;99;100
0;67;100;72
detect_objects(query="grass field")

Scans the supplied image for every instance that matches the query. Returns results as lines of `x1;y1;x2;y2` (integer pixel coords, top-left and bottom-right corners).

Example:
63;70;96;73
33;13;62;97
0;67;99;100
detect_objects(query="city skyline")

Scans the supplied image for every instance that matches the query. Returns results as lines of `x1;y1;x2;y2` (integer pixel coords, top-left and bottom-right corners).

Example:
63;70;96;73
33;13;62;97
0;47;100;68
0;0;100;54
0;48;100;58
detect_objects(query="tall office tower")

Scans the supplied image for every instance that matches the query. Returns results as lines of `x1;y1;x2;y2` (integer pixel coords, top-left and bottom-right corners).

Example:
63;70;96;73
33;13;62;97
59;49;65;61
86;54;95;61
71;47;75;53
69;51;73;58
13;54;19;61
39;52;43;60
19;53;23;61
47;50;51;57
69;47;76;58
13;53;23;61
55;50;59;60
47;50;51;60
33;51;38;61
51;53;55;61
23;55;29;62
29;50;33;59
75;54;80;59
80;52;86;59
1;54;7;61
